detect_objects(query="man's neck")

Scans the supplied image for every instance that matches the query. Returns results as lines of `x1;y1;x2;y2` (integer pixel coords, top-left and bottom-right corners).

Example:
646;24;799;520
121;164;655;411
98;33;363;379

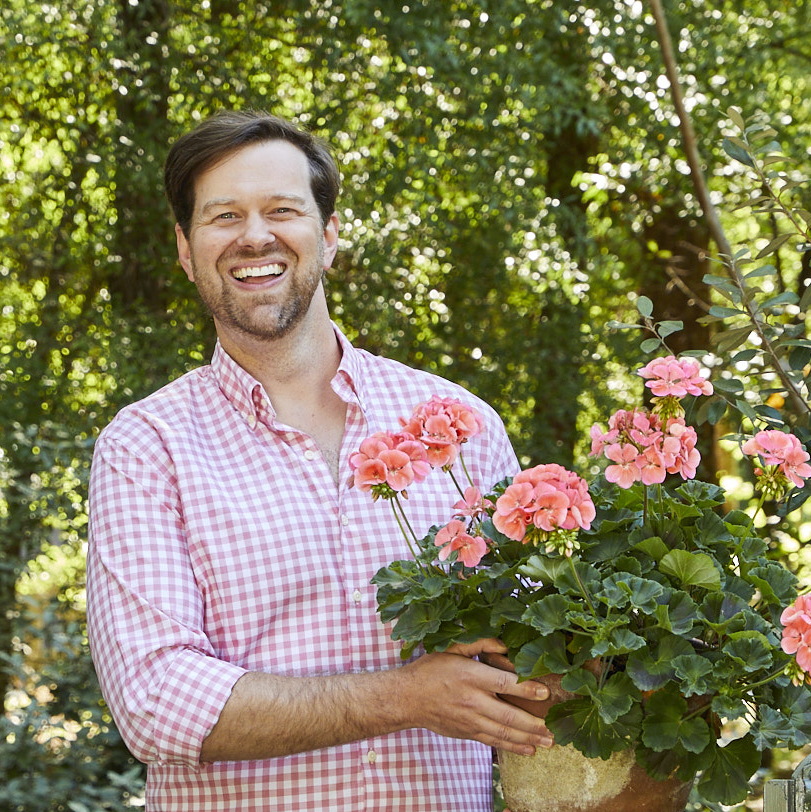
217;311;348;484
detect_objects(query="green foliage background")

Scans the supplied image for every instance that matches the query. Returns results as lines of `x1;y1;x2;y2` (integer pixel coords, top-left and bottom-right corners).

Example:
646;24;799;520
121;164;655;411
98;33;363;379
1;0;810;808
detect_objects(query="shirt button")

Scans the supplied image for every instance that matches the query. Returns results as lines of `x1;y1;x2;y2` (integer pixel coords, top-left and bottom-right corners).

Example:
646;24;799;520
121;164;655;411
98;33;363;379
247;415;257;429
366;750;377;764
352;589;362;603
304;449;317;460
341;514;350;526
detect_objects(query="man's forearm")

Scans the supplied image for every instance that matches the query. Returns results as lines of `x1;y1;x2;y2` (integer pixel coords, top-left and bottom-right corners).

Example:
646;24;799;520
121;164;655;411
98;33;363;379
200;640;553;762
200;667;408;761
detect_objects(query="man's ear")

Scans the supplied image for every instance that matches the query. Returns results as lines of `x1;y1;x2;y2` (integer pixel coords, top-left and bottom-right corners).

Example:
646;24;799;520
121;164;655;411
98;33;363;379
175;223;194;281
322;213;340;270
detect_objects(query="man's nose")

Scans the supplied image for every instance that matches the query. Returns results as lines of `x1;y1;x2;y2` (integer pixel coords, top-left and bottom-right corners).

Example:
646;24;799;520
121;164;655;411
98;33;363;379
237;212;277;249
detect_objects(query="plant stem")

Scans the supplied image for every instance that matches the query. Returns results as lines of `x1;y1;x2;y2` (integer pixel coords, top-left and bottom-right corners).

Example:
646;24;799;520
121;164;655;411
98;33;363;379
391;494;426;572
740;667;787;693
568;555;596;615
459;450;476;489
448;468;468;500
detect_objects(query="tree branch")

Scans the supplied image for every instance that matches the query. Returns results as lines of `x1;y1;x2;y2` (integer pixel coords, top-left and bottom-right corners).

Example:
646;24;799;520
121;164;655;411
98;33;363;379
648;0;732;258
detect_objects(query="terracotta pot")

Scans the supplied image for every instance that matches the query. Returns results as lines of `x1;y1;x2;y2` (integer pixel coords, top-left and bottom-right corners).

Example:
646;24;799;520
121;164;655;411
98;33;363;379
480;652;694;812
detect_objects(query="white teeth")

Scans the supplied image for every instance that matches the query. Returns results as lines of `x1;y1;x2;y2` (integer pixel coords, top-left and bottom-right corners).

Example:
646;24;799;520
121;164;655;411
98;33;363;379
232;263;285;280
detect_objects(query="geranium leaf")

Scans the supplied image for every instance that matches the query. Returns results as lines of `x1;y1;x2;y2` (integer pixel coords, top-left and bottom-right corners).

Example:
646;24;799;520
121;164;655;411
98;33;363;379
655;590;699;635
722;631;774;672
522;594;572;635
546;697;642;759
390;596;456;643
712;694;748;721
626;635;694;690
514;633;569;677
696;735;761;804
748;564;798;605
749;706;795;750
599;574;664;613
634;536;669;561
641;687;711;753
591;628;647;657
660;550;721;590
783;684;811;745
675;479;726;507
701;592;750;634
671;654;713;696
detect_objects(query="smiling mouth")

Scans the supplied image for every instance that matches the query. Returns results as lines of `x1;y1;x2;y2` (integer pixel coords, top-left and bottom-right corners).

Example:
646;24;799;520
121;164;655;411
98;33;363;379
232;263;286;280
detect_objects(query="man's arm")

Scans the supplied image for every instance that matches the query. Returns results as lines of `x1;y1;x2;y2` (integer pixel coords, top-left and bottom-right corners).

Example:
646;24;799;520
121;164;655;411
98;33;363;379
201;638;552;761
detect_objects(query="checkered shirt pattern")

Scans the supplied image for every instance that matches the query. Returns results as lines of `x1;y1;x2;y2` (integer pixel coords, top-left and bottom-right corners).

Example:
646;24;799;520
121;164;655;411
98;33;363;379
87;325;519;811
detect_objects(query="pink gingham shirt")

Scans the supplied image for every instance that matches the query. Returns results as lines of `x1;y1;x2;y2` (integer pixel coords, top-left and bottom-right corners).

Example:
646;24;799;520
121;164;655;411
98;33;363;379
87;325;518;812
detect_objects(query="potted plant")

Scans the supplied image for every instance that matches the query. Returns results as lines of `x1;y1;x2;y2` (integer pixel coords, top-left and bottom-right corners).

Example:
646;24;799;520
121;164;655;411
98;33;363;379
350;353;811;811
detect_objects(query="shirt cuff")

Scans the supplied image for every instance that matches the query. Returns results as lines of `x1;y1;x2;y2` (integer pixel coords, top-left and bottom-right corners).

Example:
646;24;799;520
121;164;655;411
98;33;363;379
152;649;248;766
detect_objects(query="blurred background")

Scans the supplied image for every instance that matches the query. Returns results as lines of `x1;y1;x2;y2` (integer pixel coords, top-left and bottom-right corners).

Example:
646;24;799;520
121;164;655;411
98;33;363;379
1;0;810;808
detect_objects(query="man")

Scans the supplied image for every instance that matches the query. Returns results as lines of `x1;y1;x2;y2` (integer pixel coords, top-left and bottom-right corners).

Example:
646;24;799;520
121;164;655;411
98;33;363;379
86;110;551;811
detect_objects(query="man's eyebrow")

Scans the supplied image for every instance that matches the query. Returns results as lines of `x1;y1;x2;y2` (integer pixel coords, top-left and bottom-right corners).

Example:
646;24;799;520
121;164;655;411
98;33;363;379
198;194;310;215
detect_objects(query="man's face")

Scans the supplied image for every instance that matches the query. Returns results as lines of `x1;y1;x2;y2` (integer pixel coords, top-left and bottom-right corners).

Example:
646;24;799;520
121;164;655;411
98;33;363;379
176;139;338;345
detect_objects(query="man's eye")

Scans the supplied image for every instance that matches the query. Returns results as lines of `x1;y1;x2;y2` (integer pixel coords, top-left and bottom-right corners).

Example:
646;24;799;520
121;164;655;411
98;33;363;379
217;212;236;220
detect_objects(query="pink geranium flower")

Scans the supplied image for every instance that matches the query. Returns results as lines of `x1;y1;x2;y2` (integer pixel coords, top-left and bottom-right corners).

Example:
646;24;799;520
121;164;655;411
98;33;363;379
453;487;495;519
434;519;487;567
348;430;430;494
400;396;485;469
493;464;594;542
743;430;811;488
638;355;713;398
781;595;811;676
591;411;702;488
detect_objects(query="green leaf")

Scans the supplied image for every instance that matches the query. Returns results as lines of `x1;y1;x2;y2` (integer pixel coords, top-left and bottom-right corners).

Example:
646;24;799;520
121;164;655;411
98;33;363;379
514;633;570;677
696;736;761;804
761;290;799;310
522;594;572;635
599;574;664;613
743;263;778;279
709;304;744;319
641;687;711;753
655;590;699;635
712;376;745;395
701;592;750;634
545;697;642;759
671;653;713;697
656;320;683;339
750;706;796;750
722;136;755;168
755;233;795;260
727;107;746;131
748;564;798;606
633;536;669;561
636;295;653;317
722;631;774;672
591;627;647;657
659;550;721;590
640;338;661;354
626;635;694;691
389;595;456;643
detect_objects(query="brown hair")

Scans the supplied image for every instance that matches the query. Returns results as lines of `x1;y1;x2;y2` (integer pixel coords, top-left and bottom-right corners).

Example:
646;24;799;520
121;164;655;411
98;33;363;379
164;110;341;237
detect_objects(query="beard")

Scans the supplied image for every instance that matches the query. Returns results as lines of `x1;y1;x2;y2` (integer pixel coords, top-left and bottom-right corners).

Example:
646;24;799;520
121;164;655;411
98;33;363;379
190;239;325;342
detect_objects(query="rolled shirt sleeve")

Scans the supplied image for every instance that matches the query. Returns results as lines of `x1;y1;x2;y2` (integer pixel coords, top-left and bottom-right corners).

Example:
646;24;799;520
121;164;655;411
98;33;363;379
87;429;246;766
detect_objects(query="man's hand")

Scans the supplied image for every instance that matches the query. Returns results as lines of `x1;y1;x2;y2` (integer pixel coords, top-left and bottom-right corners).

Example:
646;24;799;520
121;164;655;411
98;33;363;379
398;638;554;756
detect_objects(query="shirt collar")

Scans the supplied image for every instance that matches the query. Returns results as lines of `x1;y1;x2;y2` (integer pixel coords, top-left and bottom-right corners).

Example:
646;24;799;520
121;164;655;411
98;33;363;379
210;323;365;426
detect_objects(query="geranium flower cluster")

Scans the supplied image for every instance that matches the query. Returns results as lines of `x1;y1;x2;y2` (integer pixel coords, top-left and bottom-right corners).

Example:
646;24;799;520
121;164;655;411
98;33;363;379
349;431;431;498
492;464;595;545
590;410;701;489
349;396;484;500
590;356;712;488
399;394;485;468
742;429;811;497
781;594;811;680
638;355;713;399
